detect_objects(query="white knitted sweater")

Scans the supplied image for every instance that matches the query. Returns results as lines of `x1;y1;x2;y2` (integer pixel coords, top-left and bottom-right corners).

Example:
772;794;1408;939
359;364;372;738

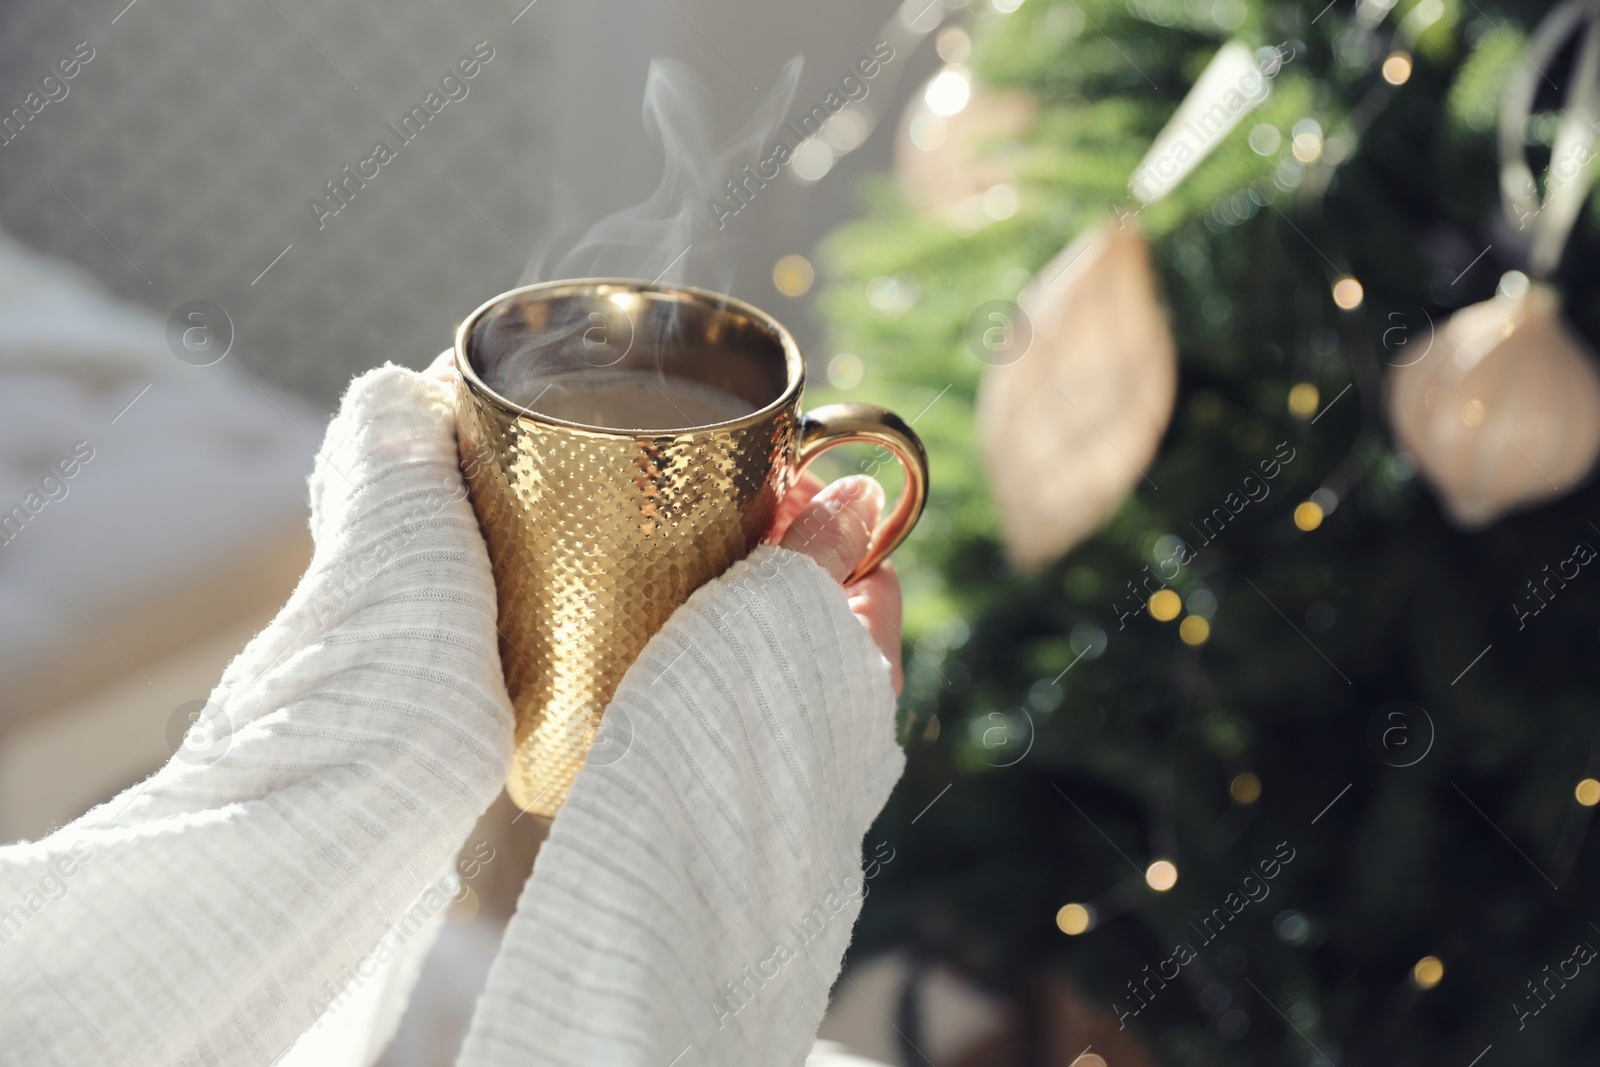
0;366;905;1067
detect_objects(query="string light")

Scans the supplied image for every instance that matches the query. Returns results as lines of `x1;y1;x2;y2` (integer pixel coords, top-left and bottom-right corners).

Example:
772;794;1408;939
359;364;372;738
1381;51;1413;85
1402;0;1444;35
1291;118;1324;162
1187;588;1218;618
1332;277;1365;309
790;138;834;182
1576;778;1600;806
1248;123;1281;155
924;68;972;117
827;353;864;390
909;113;947;151
1056;902;1093;935
1288;383;1320;417
773;255;815;297
1179;615;1211;645
935;26;972;63
1146;859;1179;891
1294;501;1325;531
1412;956;1445;989
1148;589;1182;621
982;183;1020;220
1230;772;1262;804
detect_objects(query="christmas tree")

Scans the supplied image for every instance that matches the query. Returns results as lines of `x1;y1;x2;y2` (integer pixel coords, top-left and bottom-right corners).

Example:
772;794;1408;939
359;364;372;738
816;0;1600;1061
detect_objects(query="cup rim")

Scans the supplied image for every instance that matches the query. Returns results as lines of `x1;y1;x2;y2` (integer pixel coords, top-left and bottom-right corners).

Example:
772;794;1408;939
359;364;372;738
454;278;806;436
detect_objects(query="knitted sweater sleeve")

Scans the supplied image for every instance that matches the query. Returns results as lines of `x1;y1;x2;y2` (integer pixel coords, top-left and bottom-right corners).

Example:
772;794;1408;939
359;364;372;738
0;363;906;1067
455;543;906;1067
0;365;515;1067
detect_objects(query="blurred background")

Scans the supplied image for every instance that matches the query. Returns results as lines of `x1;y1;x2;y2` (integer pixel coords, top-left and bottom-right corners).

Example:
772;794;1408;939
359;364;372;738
6;0;1600;1062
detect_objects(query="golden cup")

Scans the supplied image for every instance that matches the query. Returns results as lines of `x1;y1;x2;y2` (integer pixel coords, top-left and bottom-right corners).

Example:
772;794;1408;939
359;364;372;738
452;279;929;817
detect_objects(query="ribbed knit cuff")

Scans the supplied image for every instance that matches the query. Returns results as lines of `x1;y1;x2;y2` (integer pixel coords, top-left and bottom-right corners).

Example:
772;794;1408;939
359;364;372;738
0;365;513;1067
458;545;905;1067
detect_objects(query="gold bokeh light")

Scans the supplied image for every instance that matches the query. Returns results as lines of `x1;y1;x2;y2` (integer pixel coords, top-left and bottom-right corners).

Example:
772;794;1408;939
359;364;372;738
1149;589;1182;621
1146;859;1179;891
1413;956;1444;989
1057;902;1092;935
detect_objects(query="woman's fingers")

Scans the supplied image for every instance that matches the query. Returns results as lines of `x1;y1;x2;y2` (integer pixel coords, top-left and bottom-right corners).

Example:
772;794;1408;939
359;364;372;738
424;350;457;384
779;475;884;583
779;475;906;692
849;562;904;695
771;469;829;542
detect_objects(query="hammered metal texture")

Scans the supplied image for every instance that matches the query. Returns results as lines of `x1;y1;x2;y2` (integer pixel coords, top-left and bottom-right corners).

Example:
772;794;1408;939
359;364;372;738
455;374;796;818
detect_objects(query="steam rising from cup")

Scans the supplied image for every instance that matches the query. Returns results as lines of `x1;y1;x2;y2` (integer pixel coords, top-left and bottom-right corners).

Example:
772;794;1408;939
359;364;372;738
473;57;804;414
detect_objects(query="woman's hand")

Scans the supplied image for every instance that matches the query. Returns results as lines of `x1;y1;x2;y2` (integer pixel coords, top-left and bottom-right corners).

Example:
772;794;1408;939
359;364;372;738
773;470;905;696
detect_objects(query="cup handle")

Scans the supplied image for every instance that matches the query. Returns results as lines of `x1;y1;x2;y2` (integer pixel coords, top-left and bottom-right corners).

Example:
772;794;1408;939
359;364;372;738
794;403;931;587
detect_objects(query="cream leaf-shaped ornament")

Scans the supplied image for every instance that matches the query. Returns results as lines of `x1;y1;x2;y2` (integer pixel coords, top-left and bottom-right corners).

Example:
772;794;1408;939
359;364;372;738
894;72;1037;228
1387;285;1600;527
977;222;1178;571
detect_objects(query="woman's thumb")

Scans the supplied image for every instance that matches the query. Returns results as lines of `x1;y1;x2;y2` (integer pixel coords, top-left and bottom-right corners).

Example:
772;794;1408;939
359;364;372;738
779;475;885;584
